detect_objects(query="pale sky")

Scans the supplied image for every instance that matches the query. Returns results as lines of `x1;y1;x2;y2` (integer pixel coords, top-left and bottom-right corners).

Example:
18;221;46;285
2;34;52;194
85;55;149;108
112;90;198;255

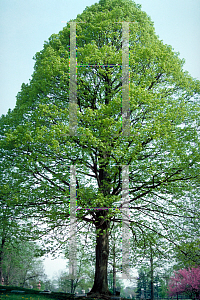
0;0;200;283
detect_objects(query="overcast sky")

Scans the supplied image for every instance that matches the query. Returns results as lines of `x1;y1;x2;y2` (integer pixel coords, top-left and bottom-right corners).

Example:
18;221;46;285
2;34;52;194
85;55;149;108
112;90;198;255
1;0;200;282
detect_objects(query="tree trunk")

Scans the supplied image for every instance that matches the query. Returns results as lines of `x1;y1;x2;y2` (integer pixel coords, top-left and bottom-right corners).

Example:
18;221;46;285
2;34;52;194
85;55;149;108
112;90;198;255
113;240;116;295
88;211;111;296
150;247;154;300
0;248;3;285
0;237;5;285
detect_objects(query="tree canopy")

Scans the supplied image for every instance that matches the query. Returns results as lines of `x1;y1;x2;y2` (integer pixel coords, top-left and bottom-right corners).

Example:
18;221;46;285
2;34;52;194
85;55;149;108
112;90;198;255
0;0;200;295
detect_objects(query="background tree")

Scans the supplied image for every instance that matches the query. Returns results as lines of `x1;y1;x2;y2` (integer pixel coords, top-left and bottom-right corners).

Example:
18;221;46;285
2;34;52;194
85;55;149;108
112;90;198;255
0;122;46;285
56;271;72;293
1;239;45;287
64;223;96;293
136;267;166;300
0;0;200;296
108;221;127;295
168;267;200;300
42;275;57;292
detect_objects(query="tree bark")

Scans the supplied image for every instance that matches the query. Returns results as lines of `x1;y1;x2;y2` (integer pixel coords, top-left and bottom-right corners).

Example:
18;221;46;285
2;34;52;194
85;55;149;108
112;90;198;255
0;236;6;285
113;240;116;295
150;246;154;300
88;211;111;296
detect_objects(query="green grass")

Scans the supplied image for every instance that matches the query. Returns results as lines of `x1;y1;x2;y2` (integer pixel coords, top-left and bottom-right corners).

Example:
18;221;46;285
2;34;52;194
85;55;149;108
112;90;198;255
0;287;129;300
0;287;75;300
0;293;52;300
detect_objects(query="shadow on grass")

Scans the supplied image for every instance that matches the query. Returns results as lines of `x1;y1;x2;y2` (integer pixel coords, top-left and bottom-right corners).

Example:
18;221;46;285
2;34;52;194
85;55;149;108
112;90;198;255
0;286;74;300
0;286;129;300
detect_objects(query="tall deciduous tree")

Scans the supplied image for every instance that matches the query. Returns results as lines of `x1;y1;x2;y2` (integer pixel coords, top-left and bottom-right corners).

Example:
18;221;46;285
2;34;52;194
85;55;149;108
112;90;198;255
0;0;200;296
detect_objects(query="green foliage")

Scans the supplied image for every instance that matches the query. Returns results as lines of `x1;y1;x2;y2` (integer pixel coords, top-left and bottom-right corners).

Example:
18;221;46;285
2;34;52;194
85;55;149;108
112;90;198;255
1;240;45;287
0;154;46;287
136;268;165;300
62;223;95;293
172;239;200;269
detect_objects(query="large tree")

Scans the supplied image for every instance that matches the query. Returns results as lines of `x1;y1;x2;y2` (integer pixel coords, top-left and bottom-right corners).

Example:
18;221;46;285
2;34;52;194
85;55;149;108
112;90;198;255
0;0;200;296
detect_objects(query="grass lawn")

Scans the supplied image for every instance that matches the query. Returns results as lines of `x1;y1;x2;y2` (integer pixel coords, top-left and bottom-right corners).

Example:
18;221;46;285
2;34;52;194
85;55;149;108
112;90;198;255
0;287;74;300
0;287;127;300
0;296;126;300
0;293;53;300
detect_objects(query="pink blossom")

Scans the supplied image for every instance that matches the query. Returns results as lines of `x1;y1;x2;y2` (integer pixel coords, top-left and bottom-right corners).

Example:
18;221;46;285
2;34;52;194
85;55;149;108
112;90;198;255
168;267;200;299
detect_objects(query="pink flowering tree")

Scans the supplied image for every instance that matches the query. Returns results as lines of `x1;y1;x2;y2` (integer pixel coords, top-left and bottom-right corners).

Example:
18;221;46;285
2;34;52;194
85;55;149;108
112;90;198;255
168;267;200;300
